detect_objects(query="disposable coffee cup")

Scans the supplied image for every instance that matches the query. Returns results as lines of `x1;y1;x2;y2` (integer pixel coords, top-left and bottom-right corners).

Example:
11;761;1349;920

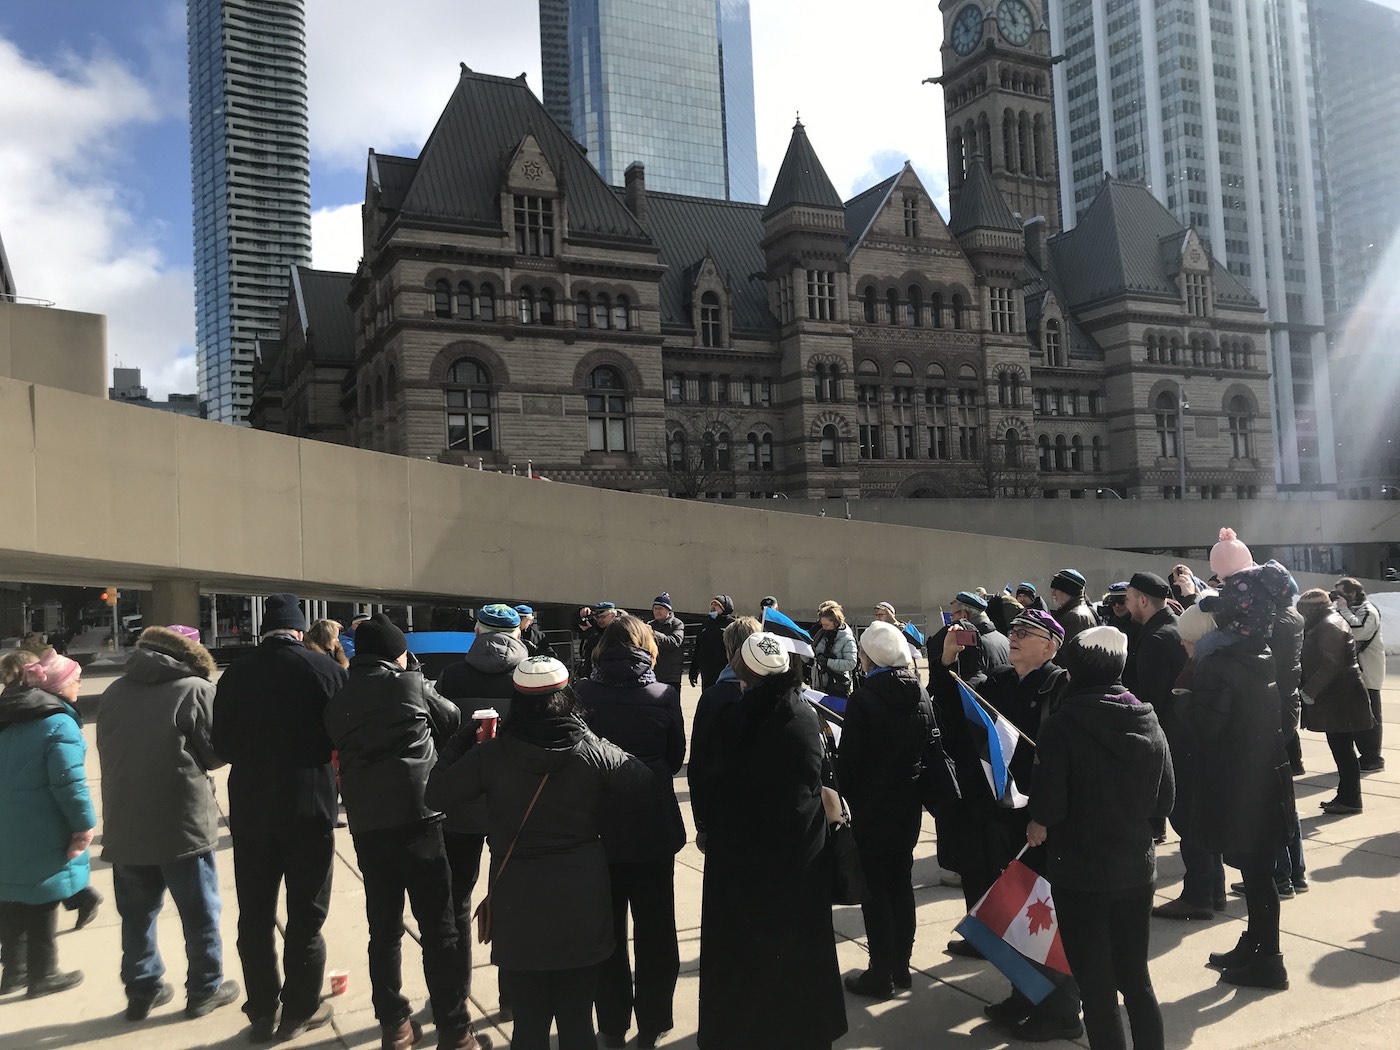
473;708;500;742
328;970;349;997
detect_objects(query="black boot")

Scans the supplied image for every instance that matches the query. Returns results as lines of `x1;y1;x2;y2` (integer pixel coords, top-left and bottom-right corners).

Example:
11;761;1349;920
844;968;895;1000
27;970;84;998
0;965;26;995
1221;952;1289;990
1207;932;1258;971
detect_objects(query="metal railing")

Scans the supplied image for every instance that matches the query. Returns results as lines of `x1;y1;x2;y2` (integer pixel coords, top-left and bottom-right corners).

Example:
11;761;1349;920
0;293;56;307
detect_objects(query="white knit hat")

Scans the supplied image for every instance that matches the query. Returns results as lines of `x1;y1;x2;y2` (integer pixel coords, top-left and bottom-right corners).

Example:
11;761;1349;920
513;656;570;694
740;632;789;677
860;620;912;669
1177;599;1218;645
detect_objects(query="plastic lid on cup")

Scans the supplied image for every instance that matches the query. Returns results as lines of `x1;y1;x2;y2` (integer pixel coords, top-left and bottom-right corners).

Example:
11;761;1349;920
472;708;499;720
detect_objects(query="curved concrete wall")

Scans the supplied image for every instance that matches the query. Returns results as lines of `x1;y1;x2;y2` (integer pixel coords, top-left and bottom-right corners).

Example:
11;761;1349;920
0;376;1389;619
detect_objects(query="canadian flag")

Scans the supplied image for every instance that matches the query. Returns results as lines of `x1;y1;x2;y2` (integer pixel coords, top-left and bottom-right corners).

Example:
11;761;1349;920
954;858;1071;1004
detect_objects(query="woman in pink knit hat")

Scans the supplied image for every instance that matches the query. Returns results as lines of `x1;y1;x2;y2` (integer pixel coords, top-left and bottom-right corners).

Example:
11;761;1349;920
0;648;95;998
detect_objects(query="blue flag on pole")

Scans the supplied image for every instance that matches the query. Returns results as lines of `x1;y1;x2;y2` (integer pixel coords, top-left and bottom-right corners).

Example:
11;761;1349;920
957;677;1028;808
762;607;815;657
902;621;926;654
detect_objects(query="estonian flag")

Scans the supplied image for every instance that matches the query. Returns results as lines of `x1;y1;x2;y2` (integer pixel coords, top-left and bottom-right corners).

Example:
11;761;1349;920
956;676;1028;809
954;858;1072;1004
762;607;814;658
902;622;925;659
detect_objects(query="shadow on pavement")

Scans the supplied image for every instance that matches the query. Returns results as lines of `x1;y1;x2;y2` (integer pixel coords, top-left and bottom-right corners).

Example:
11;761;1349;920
1305;832;1400;883
1311;909;1400;983
1159;982;1263;1050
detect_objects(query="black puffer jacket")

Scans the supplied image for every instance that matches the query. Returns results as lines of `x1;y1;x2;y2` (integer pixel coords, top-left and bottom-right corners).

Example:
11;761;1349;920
435;633;529;834
1030;685;1174;892
212;633;347;834
576;646;686;862
834;668;935;854
324;657;462;834
424;708;648;971
690;596;735;690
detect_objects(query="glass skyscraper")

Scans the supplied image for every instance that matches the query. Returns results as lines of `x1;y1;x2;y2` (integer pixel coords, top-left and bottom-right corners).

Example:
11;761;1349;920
188;0;311;425
539;0;759;202
1048;0;1337;489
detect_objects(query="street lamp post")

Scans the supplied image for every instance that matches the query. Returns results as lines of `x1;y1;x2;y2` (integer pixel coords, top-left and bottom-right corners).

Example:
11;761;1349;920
1096;488;1124;500
1177;383;1190;499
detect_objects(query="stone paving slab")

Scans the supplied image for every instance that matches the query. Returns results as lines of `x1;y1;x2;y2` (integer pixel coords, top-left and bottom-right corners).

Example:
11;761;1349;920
2;673;1398;1048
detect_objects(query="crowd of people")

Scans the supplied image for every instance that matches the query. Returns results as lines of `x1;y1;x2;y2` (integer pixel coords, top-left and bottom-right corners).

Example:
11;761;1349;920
0;529;1386;1050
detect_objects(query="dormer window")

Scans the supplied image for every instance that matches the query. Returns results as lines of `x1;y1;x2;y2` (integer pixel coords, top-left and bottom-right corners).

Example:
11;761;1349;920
700;292;722;347
1185;272;1209;317
513;195;555;257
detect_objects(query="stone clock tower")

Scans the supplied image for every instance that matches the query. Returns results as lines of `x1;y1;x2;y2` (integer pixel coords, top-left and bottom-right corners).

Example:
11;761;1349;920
937;0;1061;232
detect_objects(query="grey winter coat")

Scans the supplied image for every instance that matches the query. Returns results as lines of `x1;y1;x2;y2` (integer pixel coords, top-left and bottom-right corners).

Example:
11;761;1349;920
813;623;858;694
648;615;686;687
97;629;225;866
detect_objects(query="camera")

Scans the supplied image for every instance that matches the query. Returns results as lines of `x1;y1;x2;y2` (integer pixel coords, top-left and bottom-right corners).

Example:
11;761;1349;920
1328;590;1343;603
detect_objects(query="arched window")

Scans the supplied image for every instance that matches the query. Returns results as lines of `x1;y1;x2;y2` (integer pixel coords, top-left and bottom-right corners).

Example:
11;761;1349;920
814;363;827;402
433;279;451;318
1228;395;1253;458
1145;335;1157;363
668;431;686;470
1190;337;1201;366
999;372;1012;406
1091;436;1104;472
886;288;900;325
539;288;555;326
1033;113;1047;176
907;286;923;327
821;424;840;466
445;358;492;452
1155;391;1179;457
1018;110;1031;173
717;430;732;470
1005;429;1021;465
747;432;761;470
386;366;398;402
456;281;474;320
613;295;630;331
1168;336;1181;365
761;433;774;470
477;283;495;322
375;375;385;411
593;294;611;330
1044;319;1062;366
1071;435;1083;471
575;292;591;329
1003;109;1018;173
952;293;964;329
700;432;717;470
519;286;535;325
931;291;944;328
958;364;977;381
1038;434;1052;471
586;367;628;452
827;364;841;402
700;291;722;347
863;285;878;323
1054;434;1068;471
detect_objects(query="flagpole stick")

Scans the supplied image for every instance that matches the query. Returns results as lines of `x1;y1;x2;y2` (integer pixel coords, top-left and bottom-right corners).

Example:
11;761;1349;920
950;671;1037;748
1013;842;1031;862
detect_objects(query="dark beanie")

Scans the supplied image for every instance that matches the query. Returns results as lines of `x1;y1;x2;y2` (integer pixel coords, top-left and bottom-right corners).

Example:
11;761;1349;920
1059;626;1128;687
354;612;408;661
1128;571;1171;600
1051;569;1086;598
263;593;307;632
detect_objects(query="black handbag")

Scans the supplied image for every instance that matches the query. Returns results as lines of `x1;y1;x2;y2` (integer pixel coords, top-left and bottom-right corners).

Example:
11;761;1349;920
828;807;869;906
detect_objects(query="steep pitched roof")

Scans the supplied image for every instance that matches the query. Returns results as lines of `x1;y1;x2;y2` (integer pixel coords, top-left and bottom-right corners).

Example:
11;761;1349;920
763;120;844;220
1049;179;1259;308
1023;255;1103;361
369;152;419;213
843;173;900;252
622;189;774;336
0;227;14;297
948;157;1020;236
391;67;649;244
292;266;356;363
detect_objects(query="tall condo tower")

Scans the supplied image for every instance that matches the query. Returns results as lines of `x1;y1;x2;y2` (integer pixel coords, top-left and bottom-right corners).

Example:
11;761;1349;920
188;0;312;424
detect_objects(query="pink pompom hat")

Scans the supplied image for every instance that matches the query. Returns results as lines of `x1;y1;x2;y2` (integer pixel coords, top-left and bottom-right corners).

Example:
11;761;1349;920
1209;527;1256;581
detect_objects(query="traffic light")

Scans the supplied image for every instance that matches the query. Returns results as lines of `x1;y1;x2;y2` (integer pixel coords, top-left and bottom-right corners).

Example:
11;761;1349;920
104;588;119;607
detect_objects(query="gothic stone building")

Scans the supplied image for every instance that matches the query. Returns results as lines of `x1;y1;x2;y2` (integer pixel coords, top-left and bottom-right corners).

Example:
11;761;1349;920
252;29;1274;502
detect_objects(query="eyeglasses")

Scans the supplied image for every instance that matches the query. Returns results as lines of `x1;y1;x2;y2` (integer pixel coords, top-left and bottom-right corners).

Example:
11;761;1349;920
1009;626;1053;642
1108;596;1127;606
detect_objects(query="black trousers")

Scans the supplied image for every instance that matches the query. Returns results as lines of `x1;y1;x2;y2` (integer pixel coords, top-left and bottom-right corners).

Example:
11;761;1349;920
506;965;598;1050
1327;732;1364;807
231;824;334;1021
1238;852;1281;954
856;846;916;982
61;885;100;913
596;859;679;1039
0;901;58;985
443;831;484;1000
1360;689;1384;762
352;822;467;1033
1054;885;1163;1050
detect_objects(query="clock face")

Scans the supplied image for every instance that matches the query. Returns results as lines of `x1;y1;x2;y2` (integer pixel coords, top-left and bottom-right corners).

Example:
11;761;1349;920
951;4;985;56
997;0;1034;46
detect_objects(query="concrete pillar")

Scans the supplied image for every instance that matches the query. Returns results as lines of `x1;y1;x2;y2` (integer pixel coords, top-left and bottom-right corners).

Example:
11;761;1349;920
149;578;201;633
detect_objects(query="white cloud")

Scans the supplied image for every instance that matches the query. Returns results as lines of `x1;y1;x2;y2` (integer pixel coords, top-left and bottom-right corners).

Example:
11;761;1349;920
311;203;364;273
0;35;196;398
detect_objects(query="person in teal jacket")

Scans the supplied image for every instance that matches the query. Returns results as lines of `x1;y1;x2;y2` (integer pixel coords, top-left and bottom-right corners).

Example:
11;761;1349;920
0;648;95;998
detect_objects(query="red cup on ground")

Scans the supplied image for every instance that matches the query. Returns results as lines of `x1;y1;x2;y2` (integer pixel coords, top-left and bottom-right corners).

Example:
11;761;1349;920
473;708;499;742
328;970;349;997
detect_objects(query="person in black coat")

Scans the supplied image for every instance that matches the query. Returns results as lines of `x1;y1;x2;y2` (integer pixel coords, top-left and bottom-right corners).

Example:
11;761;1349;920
1297;589;1375;814
426;658;648;1050
1183;606;1294;991
687;616;760;848
514;606;555;661
646;595;686;690
688;596;735;692
575;616;686;1049
1028;627;1174;1050
836;621;935;1001
1270;601;1308;892
211;593;347;1043
322;617;487;1050
697;633;847;1050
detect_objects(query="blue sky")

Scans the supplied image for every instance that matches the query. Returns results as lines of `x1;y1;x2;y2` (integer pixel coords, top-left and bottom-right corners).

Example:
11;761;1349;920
0;1;949;397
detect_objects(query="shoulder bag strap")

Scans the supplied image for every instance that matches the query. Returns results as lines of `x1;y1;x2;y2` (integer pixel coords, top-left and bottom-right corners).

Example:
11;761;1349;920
491;771;551;884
